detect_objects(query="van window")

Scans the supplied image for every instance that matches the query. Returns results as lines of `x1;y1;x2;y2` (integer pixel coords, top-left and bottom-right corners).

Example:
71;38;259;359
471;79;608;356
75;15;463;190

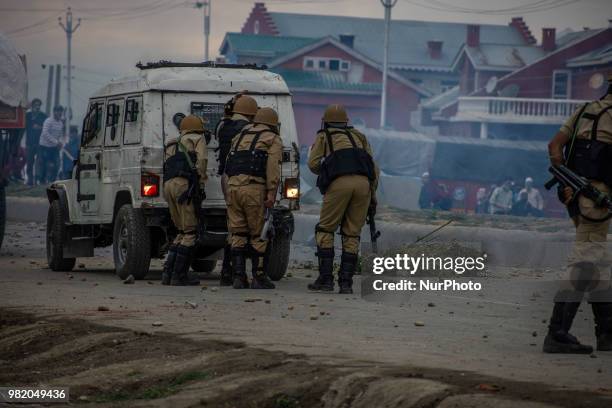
124;95;143;145
81;101;104;148
190;102;224;133
104;99;124;147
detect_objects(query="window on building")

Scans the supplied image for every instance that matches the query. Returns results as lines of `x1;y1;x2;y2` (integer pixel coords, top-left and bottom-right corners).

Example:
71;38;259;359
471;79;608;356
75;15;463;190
304;58;315;70
254;20;260;34
552;70;571;99
318;59;327;70
340;61;351;71
329;59;340;71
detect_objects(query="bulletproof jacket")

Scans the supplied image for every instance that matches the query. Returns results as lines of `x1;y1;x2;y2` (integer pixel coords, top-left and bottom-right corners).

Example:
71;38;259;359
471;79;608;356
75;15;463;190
565;102;612;186
163;139;198;183
225;129;270;179
316;128;376;194
216;118;249;175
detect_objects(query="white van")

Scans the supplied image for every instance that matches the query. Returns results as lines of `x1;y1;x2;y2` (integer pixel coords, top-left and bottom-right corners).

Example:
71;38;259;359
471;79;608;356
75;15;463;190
46;62;300;280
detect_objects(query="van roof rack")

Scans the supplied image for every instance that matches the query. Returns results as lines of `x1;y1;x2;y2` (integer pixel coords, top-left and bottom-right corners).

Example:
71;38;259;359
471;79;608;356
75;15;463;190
136;61;268;70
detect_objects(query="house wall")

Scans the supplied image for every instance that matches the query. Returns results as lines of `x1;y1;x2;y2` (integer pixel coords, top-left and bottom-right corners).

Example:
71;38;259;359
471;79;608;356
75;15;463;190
571;66;612;100
241;2;278;35
493;29;611;99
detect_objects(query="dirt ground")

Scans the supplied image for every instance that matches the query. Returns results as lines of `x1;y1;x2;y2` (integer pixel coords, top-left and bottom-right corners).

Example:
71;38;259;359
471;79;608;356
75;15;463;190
2;221;612;407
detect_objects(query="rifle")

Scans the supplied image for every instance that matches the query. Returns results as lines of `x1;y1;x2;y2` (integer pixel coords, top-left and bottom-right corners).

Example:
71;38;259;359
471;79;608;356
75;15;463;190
366;207;381;253
545;165;612;221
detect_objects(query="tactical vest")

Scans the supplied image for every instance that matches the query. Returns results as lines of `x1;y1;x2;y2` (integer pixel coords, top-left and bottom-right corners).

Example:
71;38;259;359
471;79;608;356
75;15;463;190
565;102;612;186
163;138;198;183
216;118;249;175
225;129;270;179
316;128;376;194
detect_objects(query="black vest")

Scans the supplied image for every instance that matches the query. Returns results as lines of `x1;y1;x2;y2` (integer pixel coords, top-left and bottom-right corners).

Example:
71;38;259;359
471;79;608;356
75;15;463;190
163;139;198;183
565;101;612;186
216;118;249;175
316;128;376;194
225;129;271;179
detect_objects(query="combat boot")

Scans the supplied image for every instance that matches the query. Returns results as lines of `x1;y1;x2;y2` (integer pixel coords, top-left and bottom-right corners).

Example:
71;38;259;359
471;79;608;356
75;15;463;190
162;244;178;285
250;251;275;289
308;247;334;292
338;252;358;295
219;244;234;286
592;303;612;351
543;302;593;354
232;247;249;289
170;245;200;286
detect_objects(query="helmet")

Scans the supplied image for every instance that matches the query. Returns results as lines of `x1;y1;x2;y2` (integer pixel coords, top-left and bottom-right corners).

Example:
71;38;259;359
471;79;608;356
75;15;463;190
179;115;206;133
322;104;349;123
233;95;258;116
253;107;279;127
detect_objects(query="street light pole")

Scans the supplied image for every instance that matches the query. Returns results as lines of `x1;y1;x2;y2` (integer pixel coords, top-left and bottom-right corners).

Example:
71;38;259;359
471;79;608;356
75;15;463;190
59;7;80;140
380;0;397;129
195;1;211;61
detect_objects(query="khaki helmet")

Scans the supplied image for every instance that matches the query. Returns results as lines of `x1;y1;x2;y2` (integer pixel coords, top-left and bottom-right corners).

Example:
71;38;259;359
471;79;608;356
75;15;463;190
322;104;349;123
179;115;206;133
253;107;279;127
233;95;258;116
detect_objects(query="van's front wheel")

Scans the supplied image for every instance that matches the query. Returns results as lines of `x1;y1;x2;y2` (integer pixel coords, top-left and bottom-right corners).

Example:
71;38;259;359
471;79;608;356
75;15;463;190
113;204;151;280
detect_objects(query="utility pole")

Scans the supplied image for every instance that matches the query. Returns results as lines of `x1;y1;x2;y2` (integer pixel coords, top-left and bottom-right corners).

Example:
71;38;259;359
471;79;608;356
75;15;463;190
54;64;61;109
45;65;54;115
195;1;211;61
59;7;81;139
379;0;398;129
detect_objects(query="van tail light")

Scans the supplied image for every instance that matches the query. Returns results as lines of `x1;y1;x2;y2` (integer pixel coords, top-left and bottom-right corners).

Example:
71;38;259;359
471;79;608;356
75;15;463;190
141;173;160;197
283;177;299;199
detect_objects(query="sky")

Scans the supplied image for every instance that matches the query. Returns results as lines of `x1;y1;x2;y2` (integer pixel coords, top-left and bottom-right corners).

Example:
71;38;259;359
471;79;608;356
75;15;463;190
1;0;610;124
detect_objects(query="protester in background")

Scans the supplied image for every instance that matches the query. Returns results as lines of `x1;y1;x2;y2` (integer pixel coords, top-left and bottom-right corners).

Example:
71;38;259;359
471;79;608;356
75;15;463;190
511;190;543;217
61;125;80;179
475;187;488;214
489;179;513;215
519;177;544;216
418;172;452;211
25;98;47;186
37;105;64;184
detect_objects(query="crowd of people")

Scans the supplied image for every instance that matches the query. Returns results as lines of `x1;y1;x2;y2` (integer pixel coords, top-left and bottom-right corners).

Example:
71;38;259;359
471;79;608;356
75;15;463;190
11;98;80;186
419;172;545;217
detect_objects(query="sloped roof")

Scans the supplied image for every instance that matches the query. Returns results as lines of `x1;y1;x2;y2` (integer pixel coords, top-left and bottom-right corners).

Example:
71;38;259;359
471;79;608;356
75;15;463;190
272;68;381;94
556;28;605;48
459;44;547;71
267;12;527;71
567;44;612;67
220;32;319;60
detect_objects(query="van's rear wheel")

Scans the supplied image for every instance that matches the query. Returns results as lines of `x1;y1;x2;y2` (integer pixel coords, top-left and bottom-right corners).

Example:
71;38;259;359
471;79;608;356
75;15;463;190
47;200;76;271
113;204;151;280
191;259;217;273
266;231;290;281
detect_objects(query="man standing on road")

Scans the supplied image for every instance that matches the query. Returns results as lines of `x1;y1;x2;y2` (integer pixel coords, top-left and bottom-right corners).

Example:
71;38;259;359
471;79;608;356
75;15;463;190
225;107;282;290
215;94;257;286
37;105;64;184
307;105;378;294
519;177;544;216
25;98;47;186
162;115;208;286
544;72;612;354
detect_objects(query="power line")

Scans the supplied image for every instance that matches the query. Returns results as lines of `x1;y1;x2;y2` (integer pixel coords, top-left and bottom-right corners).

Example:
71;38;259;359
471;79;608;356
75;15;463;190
403;0;582;15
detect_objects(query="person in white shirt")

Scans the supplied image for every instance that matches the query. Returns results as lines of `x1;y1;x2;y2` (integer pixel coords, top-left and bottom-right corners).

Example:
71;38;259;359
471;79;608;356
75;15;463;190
519;177;544;214
37;105;64;183
489;179;513;215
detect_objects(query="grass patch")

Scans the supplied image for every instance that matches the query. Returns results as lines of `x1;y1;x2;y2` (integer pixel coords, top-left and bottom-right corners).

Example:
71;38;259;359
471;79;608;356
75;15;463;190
93;370;210;403
274;394;300;408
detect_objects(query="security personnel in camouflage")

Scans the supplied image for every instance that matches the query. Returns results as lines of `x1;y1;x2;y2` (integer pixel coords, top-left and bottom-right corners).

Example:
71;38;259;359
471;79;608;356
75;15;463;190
307;104;378;294
225;107;283;289
162;115;208;286
545;72;612;353
216;95;258;286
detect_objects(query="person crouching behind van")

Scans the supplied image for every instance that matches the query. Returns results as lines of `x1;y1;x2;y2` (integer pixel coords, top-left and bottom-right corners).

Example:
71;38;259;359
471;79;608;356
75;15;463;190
216;94;258;286
225;107;282;289
162;115;208;286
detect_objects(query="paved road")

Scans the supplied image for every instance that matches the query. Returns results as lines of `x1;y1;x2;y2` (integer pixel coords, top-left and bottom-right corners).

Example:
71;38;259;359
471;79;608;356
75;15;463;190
1;221;611;400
